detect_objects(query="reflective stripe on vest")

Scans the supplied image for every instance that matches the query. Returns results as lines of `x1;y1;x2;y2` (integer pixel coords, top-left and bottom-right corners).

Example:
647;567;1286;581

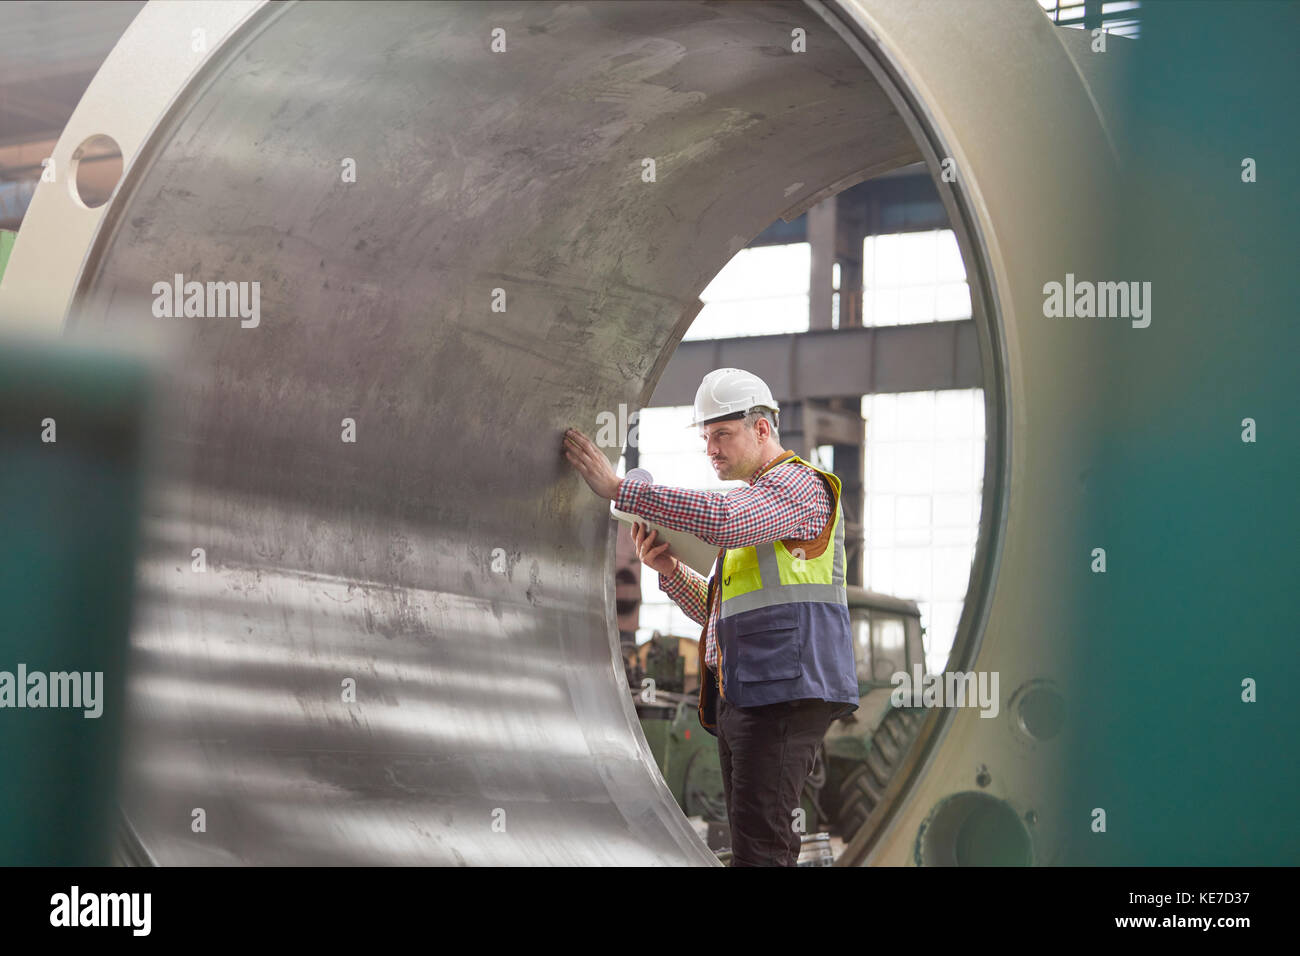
718;453;847;617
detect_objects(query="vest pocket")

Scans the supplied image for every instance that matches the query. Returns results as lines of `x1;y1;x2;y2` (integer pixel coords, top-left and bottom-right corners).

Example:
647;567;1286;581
733;611;802;682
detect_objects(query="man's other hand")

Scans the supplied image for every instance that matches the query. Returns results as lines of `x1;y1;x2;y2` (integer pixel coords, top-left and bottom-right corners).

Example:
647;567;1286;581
631;521;679;577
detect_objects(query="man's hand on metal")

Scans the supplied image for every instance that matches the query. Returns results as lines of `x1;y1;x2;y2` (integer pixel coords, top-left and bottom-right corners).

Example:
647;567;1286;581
631;521;679;578
563;428;621;500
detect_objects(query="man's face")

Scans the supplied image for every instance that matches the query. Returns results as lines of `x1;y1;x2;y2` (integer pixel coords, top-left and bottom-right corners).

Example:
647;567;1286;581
700;418;763;481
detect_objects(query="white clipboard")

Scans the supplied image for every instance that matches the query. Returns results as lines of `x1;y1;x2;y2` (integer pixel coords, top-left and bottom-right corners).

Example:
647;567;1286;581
610;502;719;578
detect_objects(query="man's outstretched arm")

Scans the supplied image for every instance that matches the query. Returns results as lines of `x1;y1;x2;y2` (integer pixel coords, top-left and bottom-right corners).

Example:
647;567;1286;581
615;468;829;550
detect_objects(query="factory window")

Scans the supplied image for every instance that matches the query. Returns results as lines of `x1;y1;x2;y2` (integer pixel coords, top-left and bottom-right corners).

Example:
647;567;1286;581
684;243;809;340
1037;0;1141;38
861;229;970;326
860;388;985;675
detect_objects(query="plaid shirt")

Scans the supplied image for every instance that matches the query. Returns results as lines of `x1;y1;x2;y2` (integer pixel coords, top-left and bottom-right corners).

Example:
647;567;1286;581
615;451;832;669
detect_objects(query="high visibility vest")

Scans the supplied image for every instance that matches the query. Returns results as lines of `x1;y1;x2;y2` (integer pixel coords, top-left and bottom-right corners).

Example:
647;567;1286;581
697;450;860;735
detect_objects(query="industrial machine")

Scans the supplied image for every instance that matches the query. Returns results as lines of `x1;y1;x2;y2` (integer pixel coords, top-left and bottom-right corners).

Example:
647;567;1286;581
0;0;1128;866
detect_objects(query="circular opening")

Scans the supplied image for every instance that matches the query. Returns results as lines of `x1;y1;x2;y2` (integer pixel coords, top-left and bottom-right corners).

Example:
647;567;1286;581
68;134;124;209
916;791;1033;866
1011;680;1065;742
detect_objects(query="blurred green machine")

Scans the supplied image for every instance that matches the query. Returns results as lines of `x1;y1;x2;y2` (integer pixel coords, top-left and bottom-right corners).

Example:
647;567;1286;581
0;229;153;864
626;586;927;849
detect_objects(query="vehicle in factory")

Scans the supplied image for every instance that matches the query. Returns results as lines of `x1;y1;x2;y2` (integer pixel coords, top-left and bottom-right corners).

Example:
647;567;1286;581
625;585;927;852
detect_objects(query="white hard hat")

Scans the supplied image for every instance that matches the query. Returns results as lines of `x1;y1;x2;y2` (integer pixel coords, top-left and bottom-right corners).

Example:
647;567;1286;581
687;368;780;428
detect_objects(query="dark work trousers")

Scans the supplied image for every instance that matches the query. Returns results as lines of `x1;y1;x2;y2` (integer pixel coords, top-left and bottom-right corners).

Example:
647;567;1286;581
717;695;836;866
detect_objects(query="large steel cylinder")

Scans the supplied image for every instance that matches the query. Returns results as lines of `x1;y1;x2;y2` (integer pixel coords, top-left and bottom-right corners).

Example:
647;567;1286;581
0;0;1122;865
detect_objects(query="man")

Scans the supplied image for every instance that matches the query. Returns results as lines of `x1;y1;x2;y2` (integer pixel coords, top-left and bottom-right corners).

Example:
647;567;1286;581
563;367;859;866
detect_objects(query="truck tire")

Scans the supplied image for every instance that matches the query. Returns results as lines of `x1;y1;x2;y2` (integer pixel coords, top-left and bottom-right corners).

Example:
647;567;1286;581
834;708;925;840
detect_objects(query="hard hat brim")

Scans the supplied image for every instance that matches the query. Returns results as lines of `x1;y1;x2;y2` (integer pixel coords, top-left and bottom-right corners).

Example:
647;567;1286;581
686;409;770;428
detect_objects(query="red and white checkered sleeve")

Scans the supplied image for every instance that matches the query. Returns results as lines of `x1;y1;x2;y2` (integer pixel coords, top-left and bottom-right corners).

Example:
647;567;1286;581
616;467;829;549
656;558;709;625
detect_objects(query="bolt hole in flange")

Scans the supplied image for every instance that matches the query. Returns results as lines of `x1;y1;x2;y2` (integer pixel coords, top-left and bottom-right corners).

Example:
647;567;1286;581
915;791;1033;866
68;134;124;209
1009;679;1065;742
